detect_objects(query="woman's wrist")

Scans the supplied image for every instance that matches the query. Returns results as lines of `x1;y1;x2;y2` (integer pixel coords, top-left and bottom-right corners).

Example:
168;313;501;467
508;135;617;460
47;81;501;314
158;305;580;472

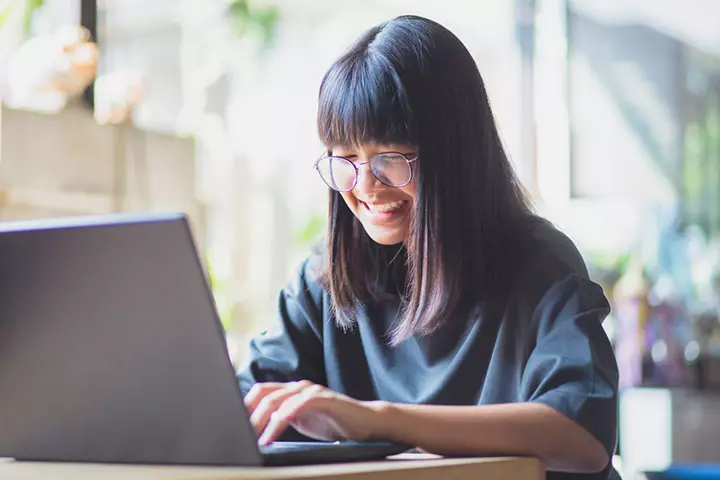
365;400;399;440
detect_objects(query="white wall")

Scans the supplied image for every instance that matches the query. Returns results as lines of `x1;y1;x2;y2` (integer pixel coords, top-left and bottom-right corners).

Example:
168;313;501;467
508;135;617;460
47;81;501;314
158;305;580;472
0;104;202;241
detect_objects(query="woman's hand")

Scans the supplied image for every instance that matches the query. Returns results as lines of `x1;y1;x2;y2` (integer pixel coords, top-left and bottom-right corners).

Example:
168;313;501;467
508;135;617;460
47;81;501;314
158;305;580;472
244;381;388;446
243;383;609;472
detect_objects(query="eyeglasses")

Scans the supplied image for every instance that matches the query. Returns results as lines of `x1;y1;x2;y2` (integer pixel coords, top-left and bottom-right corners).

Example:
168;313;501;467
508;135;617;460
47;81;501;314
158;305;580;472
314;151;417;192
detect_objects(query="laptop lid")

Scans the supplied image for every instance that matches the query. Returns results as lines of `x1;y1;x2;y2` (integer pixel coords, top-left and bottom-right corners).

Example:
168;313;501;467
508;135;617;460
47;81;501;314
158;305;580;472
0;213;263;466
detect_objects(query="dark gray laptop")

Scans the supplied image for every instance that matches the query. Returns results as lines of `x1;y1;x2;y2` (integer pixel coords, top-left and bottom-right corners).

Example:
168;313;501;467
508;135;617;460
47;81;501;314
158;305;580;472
0;213;408;466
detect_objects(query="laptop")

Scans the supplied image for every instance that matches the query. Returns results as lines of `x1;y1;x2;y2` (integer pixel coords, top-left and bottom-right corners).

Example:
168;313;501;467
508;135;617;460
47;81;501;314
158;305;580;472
0;213;409;466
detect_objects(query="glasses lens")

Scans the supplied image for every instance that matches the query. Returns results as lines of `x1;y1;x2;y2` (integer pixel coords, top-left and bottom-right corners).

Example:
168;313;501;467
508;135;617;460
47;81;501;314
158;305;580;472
316;156;356;191
371;153;412;187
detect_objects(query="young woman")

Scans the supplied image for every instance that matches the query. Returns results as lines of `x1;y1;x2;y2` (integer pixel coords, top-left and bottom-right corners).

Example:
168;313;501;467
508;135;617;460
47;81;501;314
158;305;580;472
237;15;619;480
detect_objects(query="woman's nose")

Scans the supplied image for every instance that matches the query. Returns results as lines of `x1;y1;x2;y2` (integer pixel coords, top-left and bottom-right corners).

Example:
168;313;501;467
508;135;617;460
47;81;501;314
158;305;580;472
354;162;380;192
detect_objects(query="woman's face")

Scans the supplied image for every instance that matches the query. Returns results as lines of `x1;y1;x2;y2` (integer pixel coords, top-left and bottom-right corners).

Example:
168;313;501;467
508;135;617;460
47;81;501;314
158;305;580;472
332;143;417;245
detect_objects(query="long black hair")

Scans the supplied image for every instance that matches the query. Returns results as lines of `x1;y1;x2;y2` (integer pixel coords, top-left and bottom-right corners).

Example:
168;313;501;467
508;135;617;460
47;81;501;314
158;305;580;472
317;15;532;344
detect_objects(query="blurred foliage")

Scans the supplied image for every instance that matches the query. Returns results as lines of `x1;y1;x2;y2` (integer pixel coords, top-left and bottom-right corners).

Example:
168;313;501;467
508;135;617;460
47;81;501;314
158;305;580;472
226;0;280;49
586;250;631;272
586;250;631;292
0;0;46;36
0;0;279;47
682;86;720;239
206;253;235;331
292;212;326;249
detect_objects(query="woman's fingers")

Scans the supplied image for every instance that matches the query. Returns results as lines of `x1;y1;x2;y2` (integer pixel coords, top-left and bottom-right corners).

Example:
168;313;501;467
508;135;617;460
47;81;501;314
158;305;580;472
244;382;285;415
257;386;326;445
257;410;292;446
248;381;314;435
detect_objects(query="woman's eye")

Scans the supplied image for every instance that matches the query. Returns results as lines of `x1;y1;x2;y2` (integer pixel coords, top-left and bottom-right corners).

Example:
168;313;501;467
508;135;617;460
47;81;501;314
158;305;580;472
379;155;404;164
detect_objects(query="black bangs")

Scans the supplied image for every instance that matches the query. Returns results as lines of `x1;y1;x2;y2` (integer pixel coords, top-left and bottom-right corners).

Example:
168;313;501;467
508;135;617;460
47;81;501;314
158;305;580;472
317;52;416;150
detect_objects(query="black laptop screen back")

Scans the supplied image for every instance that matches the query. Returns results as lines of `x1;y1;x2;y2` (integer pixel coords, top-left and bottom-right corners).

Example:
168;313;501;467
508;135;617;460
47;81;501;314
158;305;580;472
0;215;262;466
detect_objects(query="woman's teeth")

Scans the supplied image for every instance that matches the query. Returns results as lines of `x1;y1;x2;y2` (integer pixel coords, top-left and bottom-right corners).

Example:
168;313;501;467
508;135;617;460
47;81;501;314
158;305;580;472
367;200;406;213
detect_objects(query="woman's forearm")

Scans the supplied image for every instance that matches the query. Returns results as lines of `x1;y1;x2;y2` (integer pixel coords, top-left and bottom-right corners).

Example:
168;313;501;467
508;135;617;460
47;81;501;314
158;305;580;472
369;401;609;473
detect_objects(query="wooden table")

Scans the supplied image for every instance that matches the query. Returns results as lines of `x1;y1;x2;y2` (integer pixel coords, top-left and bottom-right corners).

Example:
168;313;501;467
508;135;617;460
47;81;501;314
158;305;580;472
0;454;543;479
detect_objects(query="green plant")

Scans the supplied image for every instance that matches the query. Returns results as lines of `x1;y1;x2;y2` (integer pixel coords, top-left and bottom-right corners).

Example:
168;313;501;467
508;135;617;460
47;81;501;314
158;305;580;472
585;249;631;292
292;212;326;249
226;0;279;49
0;0;46;36
206;253;236;331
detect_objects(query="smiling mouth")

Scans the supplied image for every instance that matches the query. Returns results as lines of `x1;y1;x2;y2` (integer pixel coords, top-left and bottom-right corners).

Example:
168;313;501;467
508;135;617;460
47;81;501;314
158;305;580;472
359;200;409;223
362;200;407;213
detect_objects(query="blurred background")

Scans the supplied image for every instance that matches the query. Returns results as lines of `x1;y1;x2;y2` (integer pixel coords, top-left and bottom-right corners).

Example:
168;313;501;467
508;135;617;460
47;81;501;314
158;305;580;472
0;0;718;477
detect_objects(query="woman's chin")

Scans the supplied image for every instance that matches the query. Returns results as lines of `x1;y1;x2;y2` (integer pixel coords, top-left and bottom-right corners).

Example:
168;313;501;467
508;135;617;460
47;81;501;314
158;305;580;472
363;224;409;245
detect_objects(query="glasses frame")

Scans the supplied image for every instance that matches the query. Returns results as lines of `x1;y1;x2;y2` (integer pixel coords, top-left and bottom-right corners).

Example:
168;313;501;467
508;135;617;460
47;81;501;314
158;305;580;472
313;151;417;192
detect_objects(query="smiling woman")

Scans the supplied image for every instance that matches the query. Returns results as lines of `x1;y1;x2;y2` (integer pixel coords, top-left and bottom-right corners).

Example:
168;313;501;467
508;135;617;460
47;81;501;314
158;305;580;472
237;15;620;480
